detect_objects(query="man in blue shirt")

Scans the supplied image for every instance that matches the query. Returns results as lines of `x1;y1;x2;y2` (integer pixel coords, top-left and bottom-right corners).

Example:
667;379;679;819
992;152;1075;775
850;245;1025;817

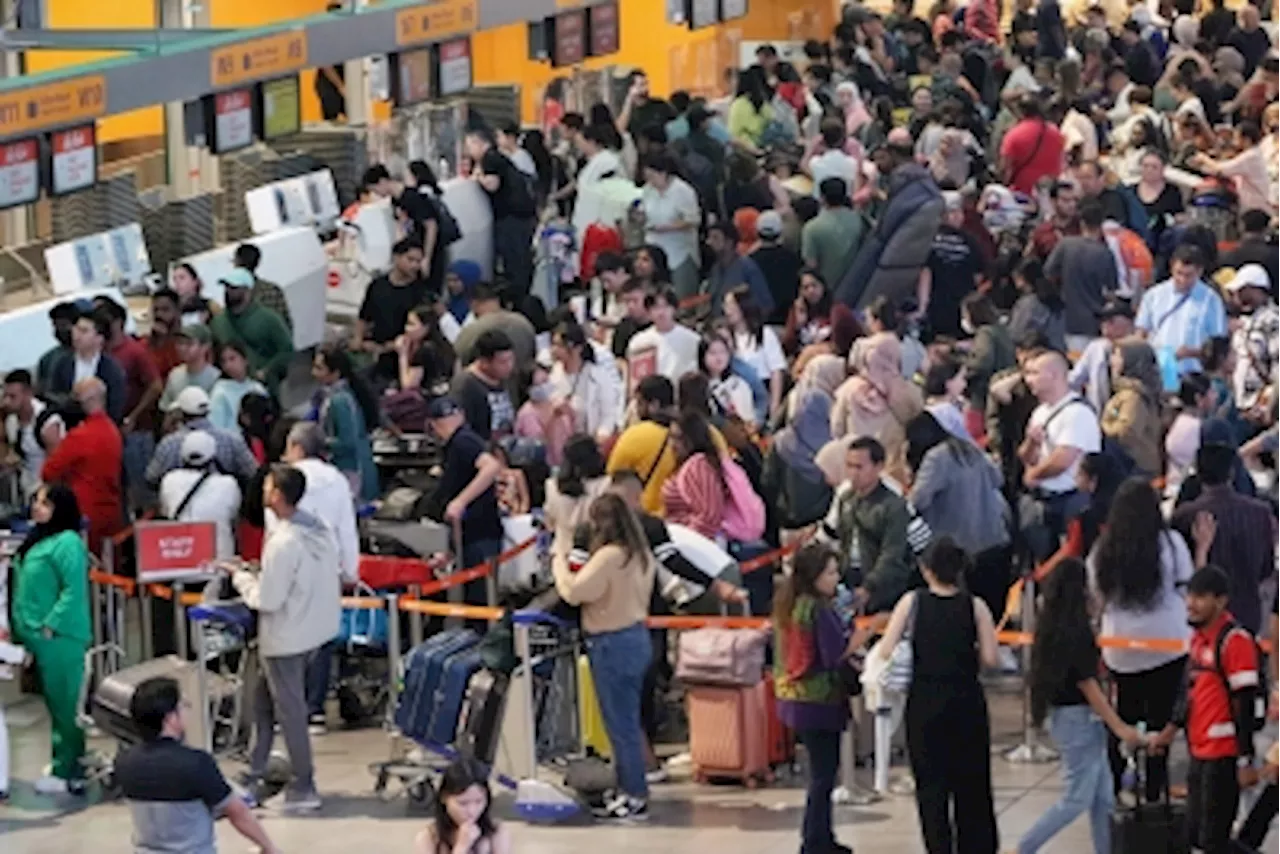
1136;244;1227;379
705;220;773;318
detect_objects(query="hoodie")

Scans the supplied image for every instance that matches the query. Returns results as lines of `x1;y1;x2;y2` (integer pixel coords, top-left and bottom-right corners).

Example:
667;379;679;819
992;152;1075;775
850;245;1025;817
232;509;342;658
447;259;481;323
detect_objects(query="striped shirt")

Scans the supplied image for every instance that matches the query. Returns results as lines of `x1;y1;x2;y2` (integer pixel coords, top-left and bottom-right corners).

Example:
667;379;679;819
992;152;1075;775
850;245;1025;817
1135;278;1227;375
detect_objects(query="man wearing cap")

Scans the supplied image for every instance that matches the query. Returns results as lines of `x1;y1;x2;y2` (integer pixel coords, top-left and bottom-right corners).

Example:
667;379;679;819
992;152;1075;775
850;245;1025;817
209;269;294;392
146;387;257;488
41;378;125;555
920;191;988;340
234;243;293;333
1069;297;1135;413
424;397;503;587
1221;210;1279;293
158;324;221;415
159;431;242;559
749;210;803;326
47;306;128;424
1225;264;1278;423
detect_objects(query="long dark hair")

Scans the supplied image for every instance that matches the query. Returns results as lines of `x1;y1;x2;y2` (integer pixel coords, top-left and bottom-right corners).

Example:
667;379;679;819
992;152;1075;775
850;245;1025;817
17;484;82;561
1029;558;1097;726
432;758;496;851
1093;477;1168;610
238;392;277;453
633;244;672;285
408;159;442;194
556;433;606;498
773;543;838;627
736;64;771;110
727;284;767;346
1016;257;1063;311
316;344;381;431
904;411;981;474
409;304;457;390
677;371;714;418
1077;451;1124;552
675;409;724;490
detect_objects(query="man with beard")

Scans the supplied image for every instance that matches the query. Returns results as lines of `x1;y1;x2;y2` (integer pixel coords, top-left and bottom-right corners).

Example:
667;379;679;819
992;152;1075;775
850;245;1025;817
209;269;293;393
34;301;79;396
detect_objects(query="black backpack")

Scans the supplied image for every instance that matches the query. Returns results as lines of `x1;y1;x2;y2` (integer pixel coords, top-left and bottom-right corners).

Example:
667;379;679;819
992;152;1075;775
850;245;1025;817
1211;620;1270;733
423;190;462;246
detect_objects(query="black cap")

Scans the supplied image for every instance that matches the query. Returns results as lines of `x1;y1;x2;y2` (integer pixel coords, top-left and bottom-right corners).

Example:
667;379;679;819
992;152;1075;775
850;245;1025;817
1186;566;1231;598
1097;298;1134;321
425;396;462;419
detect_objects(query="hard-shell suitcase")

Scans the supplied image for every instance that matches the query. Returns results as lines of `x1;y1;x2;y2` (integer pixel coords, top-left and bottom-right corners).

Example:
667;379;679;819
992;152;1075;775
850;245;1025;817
395;629;478;741
1111;800;1189;853
577;655;612;758
426;648;483;746
687;681;771;787
91;655;229;751
456;670;510;765
763;673;795;767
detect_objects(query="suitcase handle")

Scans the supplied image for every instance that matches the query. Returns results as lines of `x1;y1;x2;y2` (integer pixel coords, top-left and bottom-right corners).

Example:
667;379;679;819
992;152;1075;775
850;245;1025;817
512;609;574;629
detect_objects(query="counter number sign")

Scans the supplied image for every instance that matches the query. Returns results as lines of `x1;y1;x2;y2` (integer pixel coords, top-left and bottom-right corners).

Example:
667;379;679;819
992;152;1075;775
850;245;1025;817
50;124;97;195
396;0;479;47
211;31;308;89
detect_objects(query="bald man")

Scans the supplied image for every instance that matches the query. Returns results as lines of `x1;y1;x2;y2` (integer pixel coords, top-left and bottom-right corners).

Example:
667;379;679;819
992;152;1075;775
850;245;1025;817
42;377;125;554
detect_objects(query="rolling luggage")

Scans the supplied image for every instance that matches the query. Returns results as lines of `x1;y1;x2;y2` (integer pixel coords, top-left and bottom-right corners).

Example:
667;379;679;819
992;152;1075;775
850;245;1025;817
91;655;230;752
676;626;769;687
687;680;772;786
395;629;478;741
577;655;612;758
1110;748;1188;854
456;670;510;765
425;647;483;746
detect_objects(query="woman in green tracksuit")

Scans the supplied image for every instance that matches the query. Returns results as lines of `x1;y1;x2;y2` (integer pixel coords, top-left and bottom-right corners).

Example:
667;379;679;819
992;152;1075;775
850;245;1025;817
311;344;380;502
11;483;90;794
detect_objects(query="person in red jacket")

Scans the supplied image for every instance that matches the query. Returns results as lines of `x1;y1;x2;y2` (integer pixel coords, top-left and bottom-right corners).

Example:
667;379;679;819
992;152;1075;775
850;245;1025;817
42;378;125;556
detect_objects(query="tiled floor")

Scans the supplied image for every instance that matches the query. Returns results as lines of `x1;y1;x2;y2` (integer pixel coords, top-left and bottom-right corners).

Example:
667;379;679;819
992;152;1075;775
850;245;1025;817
10;681;1264;854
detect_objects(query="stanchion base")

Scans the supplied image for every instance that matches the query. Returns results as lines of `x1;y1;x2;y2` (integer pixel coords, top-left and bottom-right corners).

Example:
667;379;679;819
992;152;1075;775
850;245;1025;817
832;785;880;806
1004;742;1060;764
515;779;582;822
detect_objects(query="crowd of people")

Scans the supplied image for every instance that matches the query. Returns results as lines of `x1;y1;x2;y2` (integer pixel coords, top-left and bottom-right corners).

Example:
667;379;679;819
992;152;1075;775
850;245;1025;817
3;0;1280;850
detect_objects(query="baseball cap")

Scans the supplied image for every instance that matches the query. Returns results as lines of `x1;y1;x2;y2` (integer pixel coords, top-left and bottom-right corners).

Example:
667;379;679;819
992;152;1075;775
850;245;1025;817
1224;263;1271;293
1096;298;1134;321
220;268;255;290
171;386;211;416
180;430;217;465
425;396;462;420
757;210;784;239
176;323;211;344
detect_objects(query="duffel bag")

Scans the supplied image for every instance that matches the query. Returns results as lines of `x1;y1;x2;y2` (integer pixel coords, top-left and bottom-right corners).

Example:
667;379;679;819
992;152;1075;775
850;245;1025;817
676;627;768;687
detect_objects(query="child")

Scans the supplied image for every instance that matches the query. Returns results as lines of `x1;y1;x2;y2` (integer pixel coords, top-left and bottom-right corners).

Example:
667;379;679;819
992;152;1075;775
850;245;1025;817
414;756;512;853
513;362;573;466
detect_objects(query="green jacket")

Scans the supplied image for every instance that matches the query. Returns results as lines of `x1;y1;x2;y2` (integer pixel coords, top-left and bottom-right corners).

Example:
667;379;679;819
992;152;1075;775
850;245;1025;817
210;303;294;390
10;530;91;646
834;483;914;614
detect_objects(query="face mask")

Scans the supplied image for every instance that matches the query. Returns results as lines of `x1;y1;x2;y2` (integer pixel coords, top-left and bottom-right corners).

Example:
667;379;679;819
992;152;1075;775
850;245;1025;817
960;317;976;335
528;382;554;403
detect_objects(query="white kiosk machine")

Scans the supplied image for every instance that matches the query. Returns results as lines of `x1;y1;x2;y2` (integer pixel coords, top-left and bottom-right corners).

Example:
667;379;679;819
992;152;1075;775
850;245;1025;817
244;169;342;236
43;224;153;295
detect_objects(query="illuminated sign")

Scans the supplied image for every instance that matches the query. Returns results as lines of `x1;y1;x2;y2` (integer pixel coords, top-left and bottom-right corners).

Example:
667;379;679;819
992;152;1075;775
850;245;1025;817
50;123;97;196
0;138;39;210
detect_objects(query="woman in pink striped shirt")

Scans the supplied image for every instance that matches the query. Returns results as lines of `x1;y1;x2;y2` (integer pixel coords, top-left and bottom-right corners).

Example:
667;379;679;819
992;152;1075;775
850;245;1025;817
661;411;727;541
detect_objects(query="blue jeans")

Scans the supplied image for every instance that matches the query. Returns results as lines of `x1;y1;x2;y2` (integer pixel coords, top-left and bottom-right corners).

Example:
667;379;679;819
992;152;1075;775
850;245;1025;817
122;430;155;510
798;728;842;852
1018;705;1114;854
462;537;502;608
586;622;652;799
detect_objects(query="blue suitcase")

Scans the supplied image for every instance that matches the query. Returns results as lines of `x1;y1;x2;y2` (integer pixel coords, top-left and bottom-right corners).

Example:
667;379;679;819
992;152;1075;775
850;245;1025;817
425;648;483;746
396;629;479;741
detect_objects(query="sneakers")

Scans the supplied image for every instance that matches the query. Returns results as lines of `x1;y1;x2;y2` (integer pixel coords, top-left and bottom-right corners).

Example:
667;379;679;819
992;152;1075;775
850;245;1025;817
645;765;669;784
34;776;85;796
591;790;649;821
308;714;328;735
281;787;322;814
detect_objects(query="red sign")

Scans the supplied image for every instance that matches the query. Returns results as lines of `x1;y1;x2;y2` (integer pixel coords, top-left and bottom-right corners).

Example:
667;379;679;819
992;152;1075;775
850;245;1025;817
212;88;254;153
552;9;586;67
50;123;97;196
438;37;473;96
136;520;218;582
589;2;620;56
628;346;658;392
0;138;39;210
326;268;342;288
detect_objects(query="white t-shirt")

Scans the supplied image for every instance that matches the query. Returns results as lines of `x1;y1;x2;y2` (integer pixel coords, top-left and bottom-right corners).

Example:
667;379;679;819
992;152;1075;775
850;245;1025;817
73;353;100;384
641;177;701;269
159;468;243;559
1026;394;1102;494
627;324;700;382
733;327;786;382
809;149;860;199
4;399;61;499
1088;530;1193;673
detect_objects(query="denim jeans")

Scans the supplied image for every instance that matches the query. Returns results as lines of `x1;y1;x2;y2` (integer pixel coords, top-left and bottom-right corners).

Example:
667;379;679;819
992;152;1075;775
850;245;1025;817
1018;705;1114;854
798;728;842;852
586;622;652;799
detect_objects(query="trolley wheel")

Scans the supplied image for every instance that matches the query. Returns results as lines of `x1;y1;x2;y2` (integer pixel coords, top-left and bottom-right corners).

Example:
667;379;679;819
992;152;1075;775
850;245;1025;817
406;780;434;815
693;771;708;785
373;769;389;797
744;775;759;790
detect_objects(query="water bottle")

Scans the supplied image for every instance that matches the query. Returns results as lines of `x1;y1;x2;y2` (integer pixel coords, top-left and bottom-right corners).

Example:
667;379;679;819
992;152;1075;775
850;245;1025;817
1119;721;1147;798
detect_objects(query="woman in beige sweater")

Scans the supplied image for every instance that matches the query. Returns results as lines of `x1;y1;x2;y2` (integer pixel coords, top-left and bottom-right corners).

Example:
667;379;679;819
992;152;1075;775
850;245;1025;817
552;493;656;821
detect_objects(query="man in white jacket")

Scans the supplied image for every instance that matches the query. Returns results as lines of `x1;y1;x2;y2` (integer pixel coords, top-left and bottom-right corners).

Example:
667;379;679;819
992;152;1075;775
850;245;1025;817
272;422;360;732
230;464;341;813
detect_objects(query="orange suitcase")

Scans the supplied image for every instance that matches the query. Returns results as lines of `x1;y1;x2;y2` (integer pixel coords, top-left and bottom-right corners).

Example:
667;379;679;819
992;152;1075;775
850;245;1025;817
687;681;772;787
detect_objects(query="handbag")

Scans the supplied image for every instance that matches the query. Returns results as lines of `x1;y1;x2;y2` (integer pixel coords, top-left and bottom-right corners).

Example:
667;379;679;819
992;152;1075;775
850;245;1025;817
336;583;389;649
878;594;919;694
676;626;769;687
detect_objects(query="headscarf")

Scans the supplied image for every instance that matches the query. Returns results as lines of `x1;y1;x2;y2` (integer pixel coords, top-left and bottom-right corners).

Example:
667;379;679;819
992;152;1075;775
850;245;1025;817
734;208;761;255
446;259;481;322
836;82;872;136
775;386;834;481
1171;15;1199;49
855;332;903;393
1115;337;1162;404
815;435;856;488
829;304;862;358
788;354;847;419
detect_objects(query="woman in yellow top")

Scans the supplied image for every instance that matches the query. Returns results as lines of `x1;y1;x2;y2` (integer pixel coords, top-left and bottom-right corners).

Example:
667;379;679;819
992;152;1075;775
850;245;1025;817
727;66;775;153
553;493;656;821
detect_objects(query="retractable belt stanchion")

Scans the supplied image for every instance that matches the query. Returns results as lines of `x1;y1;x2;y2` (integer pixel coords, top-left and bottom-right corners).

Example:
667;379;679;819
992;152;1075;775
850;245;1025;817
1004;575;1058;764
139;586;154;661
409;584;426;646
385;592;402;723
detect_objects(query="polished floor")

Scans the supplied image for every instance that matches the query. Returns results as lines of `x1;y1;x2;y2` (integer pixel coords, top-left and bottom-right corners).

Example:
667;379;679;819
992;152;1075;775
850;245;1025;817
6;680;1271;854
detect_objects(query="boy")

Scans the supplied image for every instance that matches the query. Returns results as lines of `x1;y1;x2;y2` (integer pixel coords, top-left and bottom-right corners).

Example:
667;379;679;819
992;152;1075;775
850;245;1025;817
1151;566;1262;854
115;677;279;854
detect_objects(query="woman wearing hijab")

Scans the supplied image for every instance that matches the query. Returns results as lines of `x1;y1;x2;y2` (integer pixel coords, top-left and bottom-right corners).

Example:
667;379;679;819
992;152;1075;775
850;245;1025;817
443;259;481;332
836;82;872;139
765;356;845;531
1101;338;1164;477
831;332;924;485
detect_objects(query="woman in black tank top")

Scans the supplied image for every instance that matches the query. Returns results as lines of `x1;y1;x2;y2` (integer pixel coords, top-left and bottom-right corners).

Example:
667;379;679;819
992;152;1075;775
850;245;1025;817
878;537;1001;854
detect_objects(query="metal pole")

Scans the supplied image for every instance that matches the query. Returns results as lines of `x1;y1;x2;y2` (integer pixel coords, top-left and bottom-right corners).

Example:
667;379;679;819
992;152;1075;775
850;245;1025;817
140;587;154;661
385;593;402;729
511;622;537;780
409;584;425;646
91;576;104;651
1004;577;1058;764
174;581;188;660
194;617;212;753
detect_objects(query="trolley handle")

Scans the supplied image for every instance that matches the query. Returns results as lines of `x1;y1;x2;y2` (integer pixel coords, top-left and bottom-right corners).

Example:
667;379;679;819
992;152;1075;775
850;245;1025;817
511;608;574;630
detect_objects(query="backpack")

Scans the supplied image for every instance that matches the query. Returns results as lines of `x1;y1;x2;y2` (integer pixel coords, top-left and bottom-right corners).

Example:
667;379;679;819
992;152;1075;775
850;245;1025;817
424;191;462;246
1212;619;1270;733
720;454;766;543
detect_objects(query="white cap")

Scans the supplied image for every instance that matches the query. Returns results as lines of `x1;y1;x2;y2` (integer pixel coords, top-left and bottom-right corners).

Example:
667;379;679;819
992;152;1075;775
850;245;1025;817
171;385;211;415
180;430;217;465
1224;263;1271;293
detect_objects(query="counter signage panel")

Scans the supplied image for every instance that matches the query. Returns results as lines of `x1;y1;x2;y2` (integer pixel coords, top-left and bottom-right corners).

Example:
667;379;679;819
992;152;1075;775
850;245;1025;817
0;138;39;210
50;123;97;196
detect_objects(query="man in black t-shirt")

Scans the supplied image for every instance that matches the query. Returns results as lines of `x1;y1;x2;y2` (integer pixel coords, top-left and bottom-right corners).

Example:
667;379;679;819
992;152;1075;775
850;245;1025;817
356;238;428;383
922;193;987;340
465;129;538;304
448;328;515;440
116;677;279;852
612;278;653;360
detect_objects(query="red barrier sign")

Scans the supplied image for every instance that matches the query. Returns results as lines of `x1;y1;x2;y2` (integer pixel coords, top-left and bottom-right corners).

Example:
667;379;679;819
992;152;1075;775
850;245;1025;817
136;520;217;582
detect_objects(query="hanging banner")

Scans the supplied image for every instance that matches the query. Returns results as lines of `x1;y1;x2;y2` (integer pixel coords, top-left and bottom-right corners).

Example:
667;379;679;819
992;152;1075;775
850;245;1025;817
50;124;97;196
0;76;107;138
0;138;40;210
211;30;308;90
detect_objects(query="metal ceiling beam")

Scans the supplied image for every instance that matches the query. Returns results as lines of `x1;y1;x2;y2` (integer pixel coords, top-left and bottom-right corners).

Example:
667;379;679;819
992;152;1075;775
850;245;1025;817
0;28;236;52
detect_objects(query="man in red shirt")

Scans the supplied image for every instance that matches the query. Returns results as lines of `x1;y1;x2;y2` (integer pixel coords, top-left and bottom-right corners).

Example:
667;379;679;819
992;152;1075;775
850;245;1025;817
1153;566;1261;854
94;297;162;509
147;288;184;385
42;377;125;557
1028;181;1080;260
999;95;1065;195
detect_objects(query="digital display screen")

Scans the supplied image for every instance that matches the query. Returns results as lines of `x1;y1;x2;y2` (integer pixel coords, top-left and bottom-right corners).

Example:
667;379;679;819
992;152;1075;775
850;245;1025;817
720;0;748;20
437;38;473;96
49;123;98;196
210;88;254;153
589;2;620;56
260;76;301;140
394;48;434;106
552;9;586;67
0;138;40;210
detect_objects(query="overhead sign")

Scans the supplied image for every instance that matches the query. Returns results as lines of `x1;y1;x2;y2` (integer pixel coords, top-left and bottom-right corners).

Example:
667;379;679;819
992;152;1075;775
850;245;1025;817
552;9;587;67
0;138;40;210
50;124;97;196
393;48;435;106
0;76;107;138
589;2;620;56
437;37;473;96
211;89;254;153
211;30;308;90
396;0;479;47
135;520;217;582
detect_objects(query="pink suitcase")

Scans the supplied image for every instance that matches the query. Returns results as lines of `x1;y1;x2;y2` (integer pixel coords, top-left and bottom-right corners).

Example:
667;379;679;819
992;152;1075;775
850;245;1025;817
687;681;772;787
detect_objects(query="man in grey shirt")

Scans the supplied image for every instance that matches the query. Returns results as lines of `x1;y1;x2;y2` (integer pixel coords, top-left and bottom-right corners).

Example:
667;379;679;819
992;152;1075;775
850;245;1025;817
1044;199;1118;352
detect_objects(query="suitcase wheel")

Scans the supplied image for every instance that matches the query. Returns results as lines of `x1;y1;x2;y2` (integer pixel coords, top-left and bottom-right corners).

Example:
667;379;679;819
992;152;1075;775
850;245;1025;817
406;780;435;815
693;770;708;785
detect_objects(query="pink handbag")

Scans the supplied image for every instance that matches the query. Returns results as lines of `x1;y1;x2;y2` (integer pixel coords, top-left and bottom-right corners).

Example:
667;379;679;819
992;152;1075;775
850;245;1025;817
676;628;769;687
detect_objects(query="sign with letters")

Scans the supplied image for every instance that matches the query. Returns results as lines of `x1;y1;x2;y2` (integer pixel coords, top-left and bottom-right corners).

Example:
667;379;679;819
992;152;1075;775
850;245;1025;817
211;31;308;89
396;0;478;47
136;520;218;583
0;76;106;138
0;138;39;210
50;123;97;196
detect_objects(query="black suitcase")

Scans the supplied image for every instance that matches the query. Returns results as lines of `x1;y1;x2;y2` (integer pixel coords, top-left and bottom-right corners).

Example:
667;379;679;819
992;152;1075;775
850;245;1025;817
456;669;509;765
1111;774;1190;854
